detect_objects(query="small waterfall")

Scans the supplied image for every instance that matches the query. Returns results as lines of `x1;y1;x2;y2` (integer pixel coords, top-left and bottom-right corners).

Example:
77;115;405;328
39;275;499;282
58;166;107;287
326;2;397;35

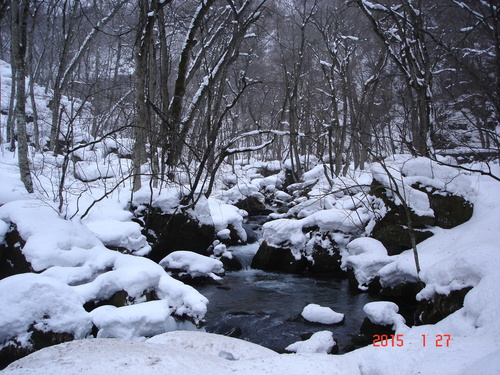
229;242;261;270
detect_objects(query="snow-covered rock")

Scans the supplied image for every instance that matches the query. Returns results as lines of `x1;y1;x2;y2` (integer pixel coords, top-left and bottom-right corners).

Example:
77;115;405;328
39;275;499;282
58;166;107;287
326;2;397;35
301;304;344;325
160;251;224;281
285;331;336;354
208;198;247;243
0;274;92;349
363;301;407;333
90;301;178;340
342;237;392;290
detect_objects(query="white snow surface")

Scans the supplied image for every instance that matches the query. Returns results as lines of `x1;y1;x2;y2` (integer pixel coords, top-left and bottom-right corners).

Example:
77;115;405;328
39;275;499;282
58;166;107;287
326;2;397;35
301;303;344;325
0;274;92;349
208;198;247;243
363;301;408;333
285;331;336;354
160;250;224;279
2;333;362;375
342;237;392;290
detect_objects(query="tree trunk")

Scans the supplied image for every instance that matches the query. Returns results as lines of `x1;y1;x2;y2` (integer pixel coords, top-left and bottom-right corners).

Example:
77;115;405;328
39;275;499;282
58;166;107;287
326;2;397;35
11;0;34;193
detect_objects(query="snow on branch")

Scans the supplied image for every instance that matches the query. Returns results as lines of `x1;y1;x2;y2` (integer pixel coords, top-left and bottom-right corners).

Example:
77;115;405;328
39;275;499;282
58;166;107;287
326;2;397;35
226;139;274;155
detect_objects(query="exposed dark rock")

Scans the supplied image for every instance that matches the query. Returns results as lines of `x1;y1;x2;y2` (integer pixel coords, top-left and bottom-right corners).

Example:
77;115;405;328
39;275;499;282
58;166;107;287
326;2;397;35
427;190;473;229
83;289;158;312
252;231;347;276
305;233;345;277
225;224;246;246
235;196;271;216
251;241;308;274
138;206;215;263
359;317;395;337
380;282;423;327
370;179;435;254
165;272;223;286
370;178;474;255
370;221;434;256
415;287;472;325
220;255;243;271
242;223;259;244
0;224;33;280
0;326;75;370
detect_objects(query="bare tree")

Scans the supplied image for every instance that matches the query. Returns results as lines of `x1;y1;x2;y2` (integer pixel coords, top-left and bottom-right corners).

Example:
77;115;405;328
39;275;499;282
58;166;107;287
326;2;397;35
11;0;34;193
357;0;435;156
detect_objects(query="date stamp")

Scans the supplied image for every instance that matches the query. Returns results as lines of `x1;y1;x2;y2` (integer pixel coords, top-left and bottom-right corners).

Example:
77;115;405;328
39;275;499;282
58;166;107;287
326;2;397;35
373;334;451;347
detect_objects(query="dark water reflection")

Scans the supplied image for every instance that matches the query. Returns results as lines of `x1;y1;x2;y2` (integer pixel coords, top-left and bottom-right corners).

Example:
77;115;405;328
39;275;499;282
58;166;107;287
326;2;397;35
195;270;379;353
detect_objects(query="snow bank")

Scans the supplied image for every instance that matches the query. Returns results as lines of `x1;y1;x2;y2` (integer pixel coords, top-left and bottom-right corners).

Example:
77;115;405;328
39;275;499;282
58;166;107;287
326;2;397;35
2;334;362;375
0;274;92;349
301;304;344;325
160;250;224;280
285;331;336;354
147;331;276;360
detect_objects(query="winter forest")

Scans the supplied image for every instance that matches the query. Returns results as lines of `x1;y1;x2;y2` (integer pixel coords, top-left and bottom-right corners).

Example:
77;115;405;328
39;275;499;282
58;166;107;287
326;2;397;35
0;0;499;374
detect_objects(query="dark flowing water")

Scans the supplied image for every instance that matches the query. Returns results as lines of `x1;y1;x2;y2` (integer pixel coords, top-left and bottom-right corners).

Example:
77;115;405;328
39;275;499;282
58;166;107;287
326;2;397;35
195;245;379;353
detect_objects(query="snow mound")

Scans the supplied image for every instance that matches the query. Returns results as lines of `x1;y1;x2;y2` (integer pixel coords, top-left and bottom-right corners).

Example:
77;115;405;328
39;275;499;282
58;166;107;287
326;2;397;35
0;274;92;349
90;301;178;340
285;331;336;354
147;330;276;360
301;304;344;325
2;335;362;375
363;301;407;332
342;237;392;290
160;251;224;280
85;219;151;255
208;198;247;242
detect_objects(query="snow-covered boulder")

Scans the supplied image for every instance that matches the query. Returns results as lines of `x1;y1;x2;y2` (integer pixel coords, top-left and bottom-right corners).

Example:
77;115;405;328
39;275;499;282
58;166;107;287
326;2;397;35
136;199;216;262
0;200;210;368
85;219;151;256
209;199;247;245
362;301;408;333
0;274;92;366
285;331;337;354
90;301;179;339
369;155;474;254
342;237;392;291
160;251;225;283
301;304;344;325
